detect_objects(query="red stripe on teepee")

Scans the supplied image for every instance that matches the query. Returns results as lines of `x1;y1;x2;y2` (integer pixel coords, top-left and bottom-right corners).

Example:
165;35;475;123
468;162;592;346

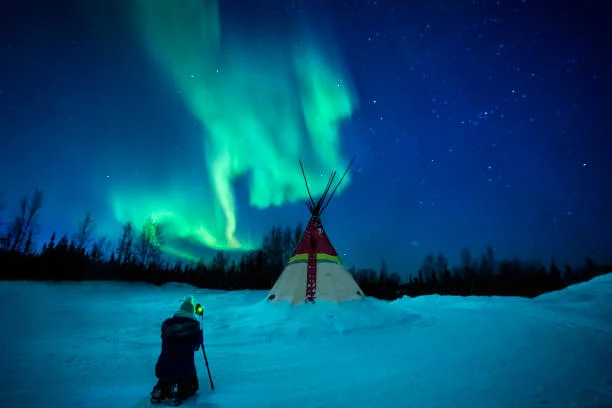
306;252;317;302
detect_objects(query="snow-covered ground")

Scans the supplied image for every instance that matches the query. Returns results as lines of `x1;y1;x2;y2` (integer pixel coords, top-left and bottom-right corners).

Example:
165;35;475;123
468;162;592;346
1;274;611;408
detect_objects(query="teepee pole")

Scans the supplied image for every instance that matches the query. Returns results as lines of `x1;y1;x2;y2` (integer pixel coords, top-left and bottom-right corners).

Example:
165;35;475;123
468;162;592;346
314;171;337;215
320;157;356;214
299;160;316;210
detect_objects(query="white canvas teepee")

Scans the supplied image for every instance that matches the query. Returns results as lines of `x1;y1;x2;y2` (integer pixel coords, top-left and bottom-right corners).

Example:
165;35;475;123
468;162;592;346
267;159;365;305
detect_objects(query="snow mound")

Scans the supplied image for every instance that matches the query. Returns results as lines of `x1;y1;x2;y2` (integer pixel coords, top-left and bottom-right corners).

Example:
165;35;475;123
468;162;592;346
204;295;422;342
531;272;612;334
535;272;612;304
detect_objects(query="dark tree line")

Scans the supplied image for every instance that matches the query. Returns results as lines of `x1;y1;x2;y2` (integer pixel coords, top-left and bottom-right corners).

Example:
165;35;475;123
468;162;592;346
396;247;610;299
0;188;610;300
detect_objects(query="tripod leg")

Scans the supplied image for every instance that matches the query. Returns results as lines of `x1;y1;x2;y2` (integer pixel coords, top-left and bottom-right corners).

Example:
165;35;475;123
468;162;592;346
199;315;215;391
201;344;215;390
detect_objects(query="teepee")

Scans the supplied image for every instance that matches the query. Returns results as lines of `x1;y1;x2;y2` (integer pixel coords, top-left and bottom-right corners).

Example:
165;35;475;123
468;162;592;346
267;158;365;304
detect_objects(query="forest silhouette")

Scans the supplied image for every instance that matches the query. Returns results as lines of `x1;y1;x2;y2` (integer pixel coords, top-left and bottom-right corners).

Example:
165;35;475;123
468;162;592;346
0;188;609;300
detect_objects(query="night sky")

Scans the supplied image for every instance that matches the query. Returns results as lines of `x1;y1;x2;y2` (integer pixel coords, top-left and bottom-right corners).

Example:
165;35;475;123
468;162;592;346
1;0;610;278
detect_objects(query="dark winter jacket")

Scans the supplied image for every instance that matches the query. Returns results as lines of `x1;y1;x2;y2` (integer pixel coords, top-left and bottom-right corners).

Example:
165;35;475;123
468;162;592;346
155;315;203;383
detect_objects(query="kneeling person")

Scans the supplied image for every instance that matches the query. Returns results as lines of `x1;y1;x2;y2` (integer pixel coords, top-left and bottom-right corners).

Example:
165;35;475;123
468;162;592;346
151;296;203;405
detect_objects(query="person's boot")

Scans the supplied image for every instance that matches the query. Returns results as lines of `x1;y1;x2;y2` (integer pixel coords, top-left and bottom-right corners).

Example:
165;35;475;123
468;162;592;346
168;383;180;406
150;387;163;404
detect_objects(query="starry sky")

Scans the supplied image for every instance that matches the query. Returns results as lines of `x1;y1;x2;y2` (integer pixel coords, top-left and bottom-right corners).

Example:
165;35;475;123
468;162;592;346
1;0;610;278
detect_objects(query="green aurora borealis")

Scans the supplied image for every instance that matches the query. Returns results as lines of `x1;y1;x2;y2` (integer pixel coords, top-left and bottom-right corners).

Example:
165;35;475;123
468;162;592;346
110;0;358;258
3;0;611;274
